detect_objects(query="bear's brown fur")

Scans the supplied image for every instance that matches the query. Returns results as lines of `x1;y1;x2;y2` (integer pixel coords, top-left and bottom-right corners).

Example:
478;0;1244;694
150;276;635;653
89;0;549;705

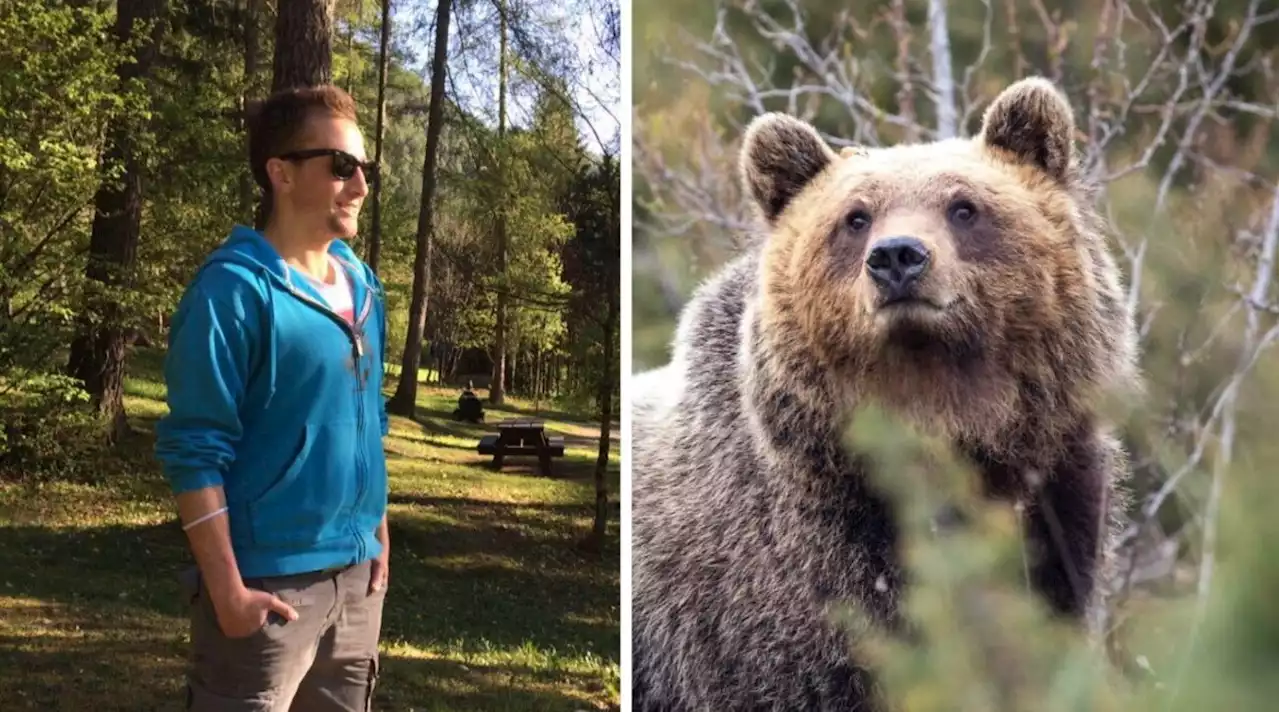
631;77;1139;711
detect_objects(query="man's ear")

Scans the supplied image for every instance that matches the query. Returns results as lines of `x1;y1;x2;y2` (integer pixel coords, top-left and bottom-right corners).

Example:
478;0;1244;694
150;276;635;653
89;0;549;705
740;113;837;225
266;157;293;196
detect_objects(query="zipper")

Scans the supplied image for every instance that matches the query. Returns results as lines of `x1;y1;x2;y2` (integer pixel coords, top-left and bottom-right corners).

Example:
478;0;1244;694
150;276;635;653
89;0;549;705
350;279;374;564
284;283;365;378
281;264;375;564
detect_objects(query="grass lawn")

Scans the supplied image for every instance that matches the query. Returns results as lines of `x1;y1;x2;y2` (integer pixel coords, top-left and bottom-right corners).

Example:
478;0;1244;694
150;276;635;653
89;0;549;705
0;346;621;711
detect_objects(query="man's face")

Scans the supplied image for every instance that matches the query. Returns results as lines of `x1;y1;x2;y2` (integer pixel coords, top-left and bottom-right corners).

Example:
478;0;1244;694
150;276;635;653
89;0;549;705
270;114;369;239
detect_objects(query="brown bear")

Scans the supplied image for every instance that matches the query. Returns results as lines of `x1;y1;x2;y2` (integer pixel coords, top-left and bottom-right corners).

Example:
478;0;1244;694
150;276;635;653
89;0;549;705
630;77;1139;711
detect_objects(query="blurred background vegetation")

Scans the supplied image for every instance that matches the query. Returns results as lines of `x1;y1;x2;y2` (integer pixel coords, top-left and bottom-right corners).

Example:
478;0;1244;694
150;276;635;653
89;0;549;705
633;0;1276;708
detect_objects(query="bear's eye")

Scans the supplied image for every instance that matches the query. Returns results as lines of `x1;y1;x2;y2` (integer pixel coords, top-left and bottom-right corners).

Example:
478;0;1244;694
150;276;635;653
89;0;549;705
948;200;978;227
848;210;873;232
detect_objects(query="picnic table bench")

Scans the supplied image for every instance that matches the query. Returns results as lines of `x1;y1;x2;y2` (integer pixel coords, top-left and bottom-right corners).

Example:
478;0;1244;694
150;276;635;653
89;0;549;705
477;418;566;476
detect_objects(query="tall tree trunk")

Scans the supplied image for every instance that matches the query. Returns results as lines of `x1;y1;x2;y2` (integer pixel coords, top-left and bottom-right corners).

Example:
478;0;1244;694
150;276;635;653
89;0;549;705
504;348;514;396
67;0;167;446
272;0;335;92
533;350;541;400
590;262;617;545
387;0;451;416
489;0;509;405
589;161;619;547
241;0;261;227
367;0;391;273
345;0;361;96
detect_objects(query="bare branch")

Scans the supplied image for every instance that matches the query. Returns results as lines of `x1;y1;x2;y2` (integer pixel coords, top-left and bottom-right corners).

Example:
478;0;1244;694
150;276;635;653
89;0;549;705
1160;185;1278;707
888;0;918;142
1138;190;1279;524
926;0;956;138
957;0;995;135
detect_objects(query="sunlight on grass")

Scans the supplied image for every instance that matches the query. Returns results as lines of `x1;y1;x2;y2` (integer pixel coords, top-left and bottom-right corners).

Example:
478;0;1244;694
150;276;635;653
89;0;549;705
0;479;172;528
0;346;620;711
421;552;542;575
122;379;166;403
378;639;620;712
381;363;440;384
122;394;168;423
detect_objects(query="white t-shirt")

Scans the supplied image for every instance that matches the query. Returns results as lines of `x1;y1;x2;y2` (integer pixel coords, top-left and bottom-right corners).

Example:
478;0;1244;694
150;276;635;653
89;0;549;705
295;255;355;325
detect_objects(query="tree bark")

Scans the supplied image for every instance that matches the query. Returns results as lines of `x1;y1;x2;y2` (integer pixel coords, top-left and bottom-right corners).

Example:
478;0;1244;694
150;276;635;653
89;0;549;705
489;0;509;405
68;0;167;446
590;161;619;546
367;0;391;274
534;349;542;400
504;345;514;394
240;0;261;226
387;0;451;416
272;0;335;91
590;254;617;545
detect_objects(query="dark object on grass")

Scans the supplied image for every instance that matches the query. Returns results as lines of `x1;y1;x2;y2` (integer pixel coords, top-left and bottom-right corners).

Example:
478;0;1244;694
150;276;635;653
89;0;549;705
454;381;484;423
477;419;566;476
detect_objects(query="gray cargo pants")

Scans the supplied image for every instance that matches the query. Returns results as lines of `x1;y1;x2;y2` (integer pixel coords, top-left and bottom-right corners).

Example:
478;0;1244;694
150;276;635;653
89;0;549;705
180;559;385;711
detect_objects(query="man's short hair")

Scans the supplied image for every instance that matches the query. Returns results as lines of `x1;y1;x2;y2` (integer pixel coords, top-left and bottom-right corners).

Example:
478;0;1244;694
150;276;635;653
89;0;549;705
248;84;359;196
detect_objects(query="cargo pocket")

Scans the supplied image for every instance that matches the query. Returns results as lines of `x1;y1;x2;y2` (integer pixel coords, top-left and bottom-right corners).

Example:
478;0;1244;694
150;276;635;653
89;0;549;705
178;565;201;606
188;577;323;705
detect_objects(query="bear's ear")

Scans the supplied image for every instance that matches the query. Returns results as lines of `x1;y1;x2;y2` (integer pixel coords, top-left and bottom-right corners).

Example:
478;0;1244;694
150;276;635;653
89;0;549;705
741;113;837;224
980;77;1077;182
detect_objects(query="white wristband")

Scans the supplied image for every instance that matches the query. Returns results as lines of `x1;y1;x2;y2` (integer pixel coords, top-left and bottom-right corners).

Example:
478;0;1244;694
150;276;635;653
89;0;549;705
182;506;228;531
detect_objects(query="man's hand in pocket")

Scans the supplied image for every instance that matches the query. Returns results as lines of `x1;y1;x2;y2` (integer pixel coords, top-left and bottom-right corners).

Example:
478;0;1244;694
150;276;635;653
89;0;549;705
212;584;299;638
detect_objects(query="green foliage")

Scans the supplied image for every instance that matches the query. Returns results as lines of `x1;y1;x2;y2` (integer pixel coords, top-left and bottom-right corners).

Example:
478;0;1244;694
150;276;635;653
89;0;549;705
0;397;105;484
560;155;619;410
836;407;1129;711
462;126;576;331
419;78;605;396
0;1;136;467
342;37;612;401
835;383;1276;711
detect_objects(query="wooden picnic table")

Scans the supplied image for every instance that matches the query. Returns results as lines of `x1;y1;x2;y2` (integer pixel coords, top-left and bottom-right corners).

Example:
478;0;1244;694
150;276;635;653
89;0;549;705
477;418;566;476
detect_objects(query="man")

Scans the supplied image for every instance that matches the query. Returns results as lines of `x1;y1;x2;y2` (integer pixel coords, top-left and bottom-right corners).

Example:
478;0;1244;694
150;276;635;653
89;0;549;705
155;84;390;711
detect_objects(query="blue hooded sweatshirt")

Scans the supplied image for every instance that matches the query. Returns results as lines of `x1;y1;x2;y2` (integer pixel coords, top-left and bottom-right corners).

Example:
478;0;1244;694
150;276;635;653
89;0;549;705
155;225;389;579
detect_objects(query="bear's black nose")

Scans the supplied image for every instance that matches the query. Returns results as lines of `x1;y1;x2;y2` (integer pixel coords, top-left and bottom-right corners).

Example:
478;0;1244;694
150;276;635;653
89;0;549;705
866;236;931;299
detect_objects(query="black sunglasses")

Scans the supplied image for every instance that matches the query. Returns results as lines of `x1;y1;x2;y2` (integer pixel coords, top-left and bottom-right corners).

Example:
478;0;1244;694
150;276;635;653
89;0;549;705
275;148;378;182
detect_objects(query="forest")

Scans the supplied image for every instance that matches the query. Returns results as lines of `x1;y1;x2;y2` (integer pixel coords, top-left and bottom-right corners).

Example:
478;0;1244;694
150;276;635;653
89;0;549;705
1;0;621;708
